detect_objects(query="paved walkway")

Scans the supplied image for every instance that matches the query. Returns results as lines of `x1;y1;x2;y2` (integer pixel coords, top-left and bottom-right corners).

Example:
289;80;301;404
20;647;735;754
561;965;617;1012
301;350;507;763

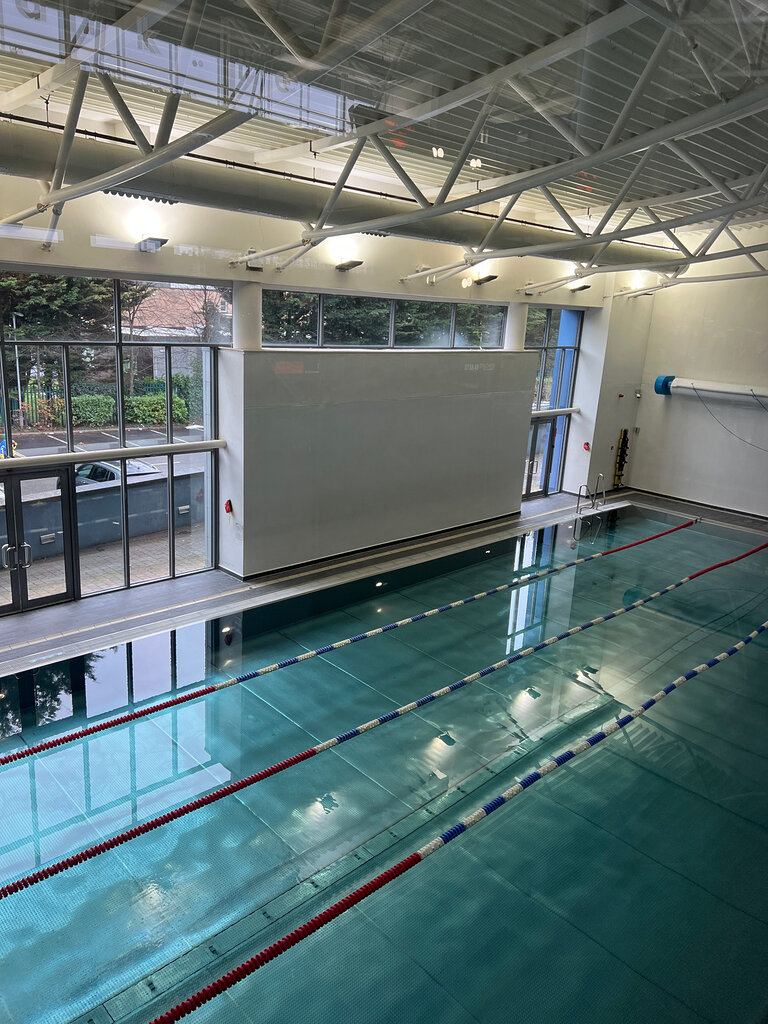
2;489;763;680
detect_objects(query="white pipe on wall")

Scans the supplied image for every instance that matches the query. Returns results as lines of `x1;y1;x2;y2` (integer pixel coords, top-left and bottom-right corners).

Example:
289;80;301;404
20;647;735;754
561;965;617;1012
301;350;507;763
655;376;768;399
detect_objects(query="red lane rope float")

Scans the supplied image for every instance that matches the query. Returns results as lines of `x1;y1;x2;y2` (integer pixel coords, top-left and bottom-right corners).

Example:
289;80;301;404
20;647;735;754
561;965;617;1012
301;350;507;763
146;618;768;1024
1;534;764;904
0;518;697;769
150;851;424;1024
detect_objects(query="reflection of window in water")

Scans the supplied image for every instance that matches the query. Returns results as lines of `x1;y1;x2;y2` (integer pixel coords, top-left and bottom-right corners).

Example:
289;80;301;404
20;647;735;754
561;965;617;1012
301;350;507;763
506;527;554;655
0;621;234;877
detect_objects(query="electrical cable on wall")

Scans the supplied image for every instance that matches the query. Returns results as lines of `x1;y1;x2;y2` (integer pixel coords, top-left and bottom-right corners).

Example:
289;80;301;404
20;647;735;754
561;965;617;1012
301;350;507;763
692;385;768;453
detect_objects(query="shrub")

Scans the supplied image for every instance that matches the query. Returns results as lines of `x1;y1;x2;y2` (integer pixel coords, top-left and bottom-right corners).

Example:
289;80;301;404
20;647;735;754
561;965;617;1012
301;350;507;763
124;394;188;425
71;395;116;428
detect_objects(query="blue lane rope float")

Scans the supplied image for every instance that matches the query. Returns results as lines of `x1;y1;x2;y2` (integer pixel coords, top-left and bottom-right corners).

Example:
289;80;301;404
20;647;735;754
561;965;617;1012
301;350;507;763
149;619;768;1024
0;518;698;767
1;537;765;901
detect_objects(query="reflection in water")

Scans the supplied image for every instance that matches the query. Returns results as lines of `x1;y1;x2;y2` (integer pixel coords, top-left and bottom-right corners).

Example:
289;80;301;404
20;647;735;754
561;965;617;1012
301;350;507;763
0;619;231;879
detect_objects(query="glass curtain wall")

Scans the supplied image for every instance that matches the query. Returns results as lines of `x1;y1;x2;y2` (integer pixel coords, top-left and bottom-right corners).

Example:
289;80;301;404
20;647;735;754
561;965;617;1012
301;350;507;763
262;291;507;348
522;307;583;497
0;273;224;599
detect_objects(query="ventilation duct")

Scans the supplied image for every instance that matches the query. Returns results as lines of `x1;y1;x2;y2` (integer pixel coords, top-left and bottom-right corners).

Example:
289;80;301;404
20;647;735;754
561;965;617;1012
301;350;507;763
0;121;680;268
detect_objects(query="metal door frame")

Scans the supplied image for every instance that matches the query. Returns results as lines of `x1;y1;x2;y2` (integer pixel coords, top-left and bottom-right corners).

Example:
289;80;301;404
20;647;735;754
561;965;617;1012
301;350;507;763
0;465;78;614
523;418;557;498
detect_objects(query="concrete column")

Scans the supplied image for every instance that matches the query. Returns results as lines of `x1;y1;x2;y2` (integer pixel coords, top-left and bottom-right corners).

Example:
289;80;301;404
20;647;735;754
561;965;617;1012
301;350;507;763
232;280;263;350
503;302;528;350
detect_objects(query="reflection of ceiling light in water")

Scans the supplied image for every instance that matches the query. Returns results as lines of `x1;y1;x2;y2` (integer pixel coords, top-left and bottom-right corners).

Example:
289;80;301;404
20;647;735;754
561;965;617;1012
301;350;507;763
439;732;456;745
526;687;542;700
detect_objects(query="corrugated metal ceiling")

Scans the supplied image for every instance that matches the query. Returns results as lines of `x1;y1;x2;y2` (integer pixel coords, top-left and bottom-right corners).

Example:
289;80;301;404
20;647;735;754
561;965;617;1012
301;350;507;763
1;0;767;236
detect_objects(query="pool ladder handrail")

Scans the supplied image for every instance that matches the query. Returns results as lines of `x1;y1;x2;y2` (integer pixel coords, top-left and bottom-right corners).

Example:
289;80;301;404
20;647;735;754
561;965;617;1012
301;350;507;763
576;473;606;514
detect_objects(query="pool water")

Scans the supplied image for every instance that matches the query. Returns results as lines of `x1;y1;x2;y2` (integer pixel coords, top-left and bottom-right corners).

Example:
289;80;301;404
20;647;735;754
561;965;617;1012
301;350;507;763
0;508;766;1024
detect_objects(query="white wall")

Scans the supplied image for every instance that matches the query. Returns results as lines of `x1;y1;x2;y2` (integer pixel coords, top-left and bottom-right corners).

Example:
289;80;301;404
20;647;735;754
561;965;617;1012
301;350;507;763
218;349;538;576
628;259;768;516
561;279;652;496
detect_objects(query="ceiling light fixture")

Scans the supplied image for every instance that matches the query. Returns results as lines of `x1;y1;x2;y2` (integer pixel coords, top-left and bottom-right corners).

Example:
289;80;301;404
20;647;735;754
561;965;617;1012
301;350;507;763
431;146;444;158
474;274;498;286
335;259;364;272
137;236;168;253
568;281;591;292
469;157;482;169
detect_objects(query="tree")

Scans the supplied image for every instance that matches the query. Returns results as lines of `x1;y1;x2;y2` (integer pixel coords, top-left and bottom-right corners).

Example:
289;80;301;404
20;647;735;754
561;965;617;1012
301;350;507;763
0;273;114;340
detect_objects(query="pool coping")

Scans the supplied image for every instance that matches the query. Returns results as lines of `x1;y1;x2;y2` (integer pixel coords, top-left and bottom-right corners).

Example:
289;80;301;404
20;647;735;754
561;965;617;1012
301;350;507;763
2;490;765;680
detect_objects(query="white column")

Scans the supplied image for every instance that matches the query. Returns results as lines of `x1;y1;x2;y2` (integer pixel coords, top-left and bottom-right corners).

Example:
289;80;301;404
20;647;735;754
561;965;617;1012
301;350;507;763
503;302;528;350
232;280;263;350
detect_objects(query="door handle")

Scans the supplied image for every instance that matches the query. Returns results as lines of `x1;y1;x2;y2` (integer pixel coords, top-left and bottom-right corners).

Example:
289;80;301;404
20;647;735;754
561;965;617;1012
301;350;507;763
19;542;32;569
1;543;13;569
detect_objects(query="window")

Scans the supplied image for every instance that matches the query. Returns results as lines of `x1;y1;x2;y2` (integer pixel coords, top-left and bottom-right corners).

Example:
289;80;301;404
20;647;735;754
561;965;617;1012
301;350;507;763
0;272;220;597
262;290;319;345
261;291;506;348
454;304;506;348
393;300;452;347
525;307;582;412
322;295;390;346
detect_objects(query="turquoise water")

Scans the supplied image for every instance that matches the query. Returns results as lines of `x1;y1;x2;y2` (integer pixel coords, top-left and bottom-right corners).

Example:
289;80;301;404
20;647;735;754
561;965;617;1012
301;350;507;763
0;509;766;1024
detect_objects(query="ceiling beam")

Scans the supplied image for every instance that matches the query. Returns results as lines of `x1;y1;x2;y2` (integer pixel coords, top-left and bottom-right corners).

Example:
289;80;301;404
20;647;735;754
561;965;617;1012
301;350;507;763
251;5;645;167
0;107;255;224
603;29;674;149
97;74;152;154
369;137;431;207
507;78;593;156
481;190;768;261
302;79;768;242
240;0;317;66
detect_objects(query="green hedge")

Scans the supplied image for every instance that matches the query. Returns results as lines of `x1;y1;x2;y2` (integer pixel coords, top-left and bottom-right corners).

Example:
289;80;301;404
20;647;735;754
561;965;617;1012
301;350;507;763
124;394;188;425
71;395;116;428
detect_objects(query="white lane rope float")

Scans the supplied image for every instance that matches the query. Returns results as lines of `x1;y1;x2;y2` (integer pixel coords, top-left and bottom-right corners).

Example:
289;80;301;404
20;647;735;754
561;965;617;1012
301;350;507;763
148;618;768;1024
1;536;764;902
0;519;698;767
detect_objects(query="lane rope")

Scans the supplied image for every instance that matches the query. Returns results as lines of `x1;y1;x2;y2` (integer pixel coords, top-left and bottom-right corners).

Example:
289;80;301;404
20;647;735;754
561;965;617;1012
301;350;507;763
1;536;764;903
0;518;698;768
147;619;768;1023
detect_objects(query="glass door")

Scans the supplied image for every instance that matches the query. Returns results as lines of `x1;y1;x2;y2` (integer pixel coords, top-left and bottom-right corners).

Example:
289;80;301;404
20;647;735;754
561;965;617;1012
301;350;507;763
0;469;76;613
523;420;555;497
0;481;15;614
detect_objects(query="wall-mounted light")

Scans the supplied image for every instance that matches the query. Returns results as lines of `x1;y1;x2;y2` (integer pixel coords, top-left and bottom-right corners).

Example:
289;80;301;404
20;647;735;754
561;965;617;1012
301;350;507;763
335;259;364;272
137;236;168;253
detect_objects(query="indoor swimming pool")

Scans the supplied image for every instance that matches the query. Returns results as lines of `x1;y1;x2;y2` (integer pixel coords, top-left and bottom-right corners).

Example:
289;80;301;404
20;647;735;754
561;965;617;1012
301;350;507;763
0;506;766;1024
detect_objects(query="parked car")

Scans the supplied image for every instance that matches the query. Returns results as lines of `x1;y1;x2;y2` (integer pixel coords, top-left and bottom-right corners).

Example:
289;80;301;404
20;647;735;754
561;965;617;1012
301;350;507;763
67;458;162;488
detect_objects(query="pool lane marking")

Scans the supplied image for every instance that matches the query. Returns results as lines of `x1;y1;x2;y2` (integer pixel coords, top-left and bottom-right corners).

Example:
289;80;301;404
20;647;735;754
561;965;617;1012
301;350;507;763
146;618;768;1024
1;535;765;902
0;518;699;768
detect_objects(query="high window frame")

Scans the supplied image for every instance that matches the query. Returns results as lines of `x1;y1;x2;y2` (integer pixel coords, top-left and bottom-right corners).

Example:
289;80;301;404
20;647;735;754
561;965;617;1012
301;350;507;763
261;290;508;349
0;274;223;600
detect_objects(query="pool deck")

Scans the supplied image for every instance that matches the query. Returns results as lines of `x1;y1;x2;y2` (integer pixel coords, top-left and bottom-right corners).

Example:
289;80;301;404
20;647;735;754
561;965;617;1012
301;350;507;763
1;488;765;679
